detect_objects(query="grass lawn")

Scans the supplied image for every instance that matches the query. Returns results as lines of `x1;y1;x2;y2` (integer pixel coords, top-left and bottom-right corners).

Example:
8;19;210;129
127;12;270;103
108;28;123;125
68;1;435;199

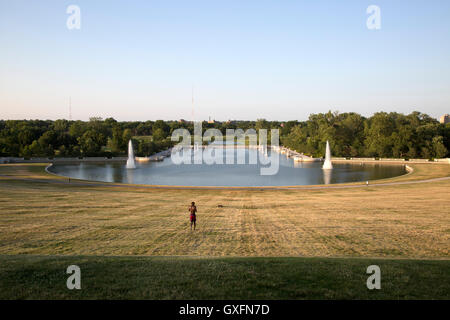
0;163;449;299
0;163;448;257
0;255;449;299
133;135;153;142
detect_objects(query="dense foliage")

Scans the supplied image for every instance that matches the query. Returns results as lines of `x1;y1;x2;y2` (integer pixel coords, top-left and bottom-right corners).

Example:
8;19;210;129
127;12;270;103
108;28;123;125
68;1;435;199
0;111;448;158
0;118;173;158
282;111;449;158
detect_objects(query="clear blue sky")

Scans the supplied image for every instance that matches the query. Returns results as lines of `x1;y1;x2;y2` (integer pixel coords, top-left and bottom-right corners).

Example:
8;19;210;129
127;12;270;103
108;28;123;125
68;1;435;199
1;0;449;121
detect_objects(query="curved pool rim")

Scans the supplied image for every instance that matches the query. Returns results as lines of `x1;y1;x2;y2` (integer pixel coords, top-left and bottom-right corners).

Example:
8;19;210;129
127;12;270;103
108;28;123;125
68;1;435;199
44;161;413;189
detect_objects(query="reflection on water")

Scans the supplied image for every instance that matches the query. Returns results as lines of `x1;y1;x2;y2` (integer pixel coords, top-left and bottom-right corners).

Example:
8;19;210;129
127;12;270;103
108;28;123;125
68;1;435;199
49;149;407;186
126;168;134;185
323;169;332;185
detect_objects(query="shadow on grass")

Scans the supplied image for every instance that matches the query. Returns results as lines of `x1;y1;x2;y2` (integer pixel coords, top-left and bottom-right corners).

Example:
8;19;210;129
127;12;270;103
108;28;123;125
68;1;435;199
0;255;448;300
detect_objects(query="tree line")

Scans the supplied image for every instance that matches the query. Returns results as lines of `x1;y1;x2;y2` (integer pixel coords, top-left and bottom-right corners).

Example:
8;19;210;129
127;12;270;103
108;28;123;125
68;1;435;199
281;111;449;158
0;111;448;159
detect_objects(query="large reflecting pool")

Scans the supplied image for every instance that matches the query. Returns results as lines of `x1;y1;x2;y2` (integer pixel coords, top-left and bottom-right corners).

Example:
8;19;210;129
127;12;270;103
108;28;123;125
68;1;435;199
48;148;407;187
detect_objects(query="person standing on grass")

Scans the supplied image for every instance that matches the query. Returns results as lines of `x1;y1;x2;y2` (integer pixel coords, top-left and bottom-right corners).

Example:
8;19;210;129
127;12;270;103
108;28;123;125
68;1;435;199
188;201;197;231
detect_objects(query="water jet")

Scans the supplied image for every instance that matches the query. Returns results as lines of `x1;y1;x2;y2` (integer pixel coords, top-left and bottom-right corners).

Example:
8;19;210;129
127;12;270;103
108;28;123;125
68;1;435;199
322;140;333;170
126;140;136;169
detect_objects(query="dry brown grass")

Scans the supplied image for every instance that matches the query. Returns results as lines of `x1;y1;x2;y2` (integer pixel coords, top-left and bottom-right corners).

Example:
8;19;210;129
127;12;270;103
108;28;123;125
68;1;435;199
0;163;449;258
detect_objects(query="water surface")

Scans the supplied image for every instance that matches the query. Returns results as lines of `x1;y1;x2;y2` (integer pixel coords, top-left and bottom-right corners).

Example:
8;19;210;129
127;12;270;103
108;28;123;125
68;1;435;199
49;149;407;186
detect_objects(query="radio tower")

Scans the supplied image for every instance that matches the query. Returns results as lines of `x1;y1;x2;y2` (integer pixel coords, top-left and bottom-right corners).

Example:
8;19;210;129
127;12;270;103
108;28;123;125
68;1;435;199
69;96;72;121
191;85;194;122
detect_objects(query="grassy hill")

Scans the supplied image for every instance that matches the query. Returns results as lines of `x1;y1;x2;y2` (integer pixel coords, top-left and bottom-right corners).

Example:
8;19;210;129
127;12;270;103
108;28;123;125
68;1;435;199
0;163;449;299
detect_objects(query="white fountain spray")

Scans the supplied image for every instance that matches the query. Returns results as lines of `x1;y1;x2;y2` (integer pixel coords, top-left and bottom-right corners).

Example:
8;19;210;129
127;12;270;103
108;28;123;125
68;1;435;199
322;140;333;170
126;139;136;169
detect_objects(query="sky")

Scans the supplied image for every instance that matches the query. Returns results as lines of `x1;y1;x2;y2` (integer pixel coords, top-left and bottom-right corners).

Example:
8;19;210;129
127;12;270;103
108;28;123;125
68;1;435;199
0;0;449;121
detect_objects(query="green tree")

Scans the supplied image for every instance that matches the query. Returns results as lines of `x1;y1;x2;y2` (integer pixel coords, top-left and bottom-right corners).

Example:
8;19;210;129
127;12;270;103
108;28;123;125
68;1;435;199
152;128;165;142
78;130;105;155
432;136;447;158
107;126;125;154
122;129;133;145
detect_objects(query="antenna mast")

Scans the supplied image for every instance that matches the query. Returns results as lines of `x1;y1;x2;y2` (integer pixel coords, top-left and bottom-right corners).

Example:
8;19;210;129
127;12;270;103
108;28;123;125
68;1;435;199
191;85;194;122
69;97;72;121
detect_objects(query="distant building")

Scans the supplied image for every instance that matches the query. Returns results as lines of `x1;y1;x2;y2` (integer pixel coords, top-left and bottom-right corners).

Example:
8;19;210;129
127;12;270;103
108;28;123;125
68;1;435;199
208;116;215;124
178;119;187;123
440;114;450;124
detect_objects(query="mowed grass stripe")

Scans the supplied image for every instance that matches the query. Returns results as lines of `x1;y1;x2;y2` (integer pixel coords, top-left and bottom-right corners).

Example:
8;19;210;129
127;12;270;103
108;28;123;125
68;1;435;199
0;164;449;257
